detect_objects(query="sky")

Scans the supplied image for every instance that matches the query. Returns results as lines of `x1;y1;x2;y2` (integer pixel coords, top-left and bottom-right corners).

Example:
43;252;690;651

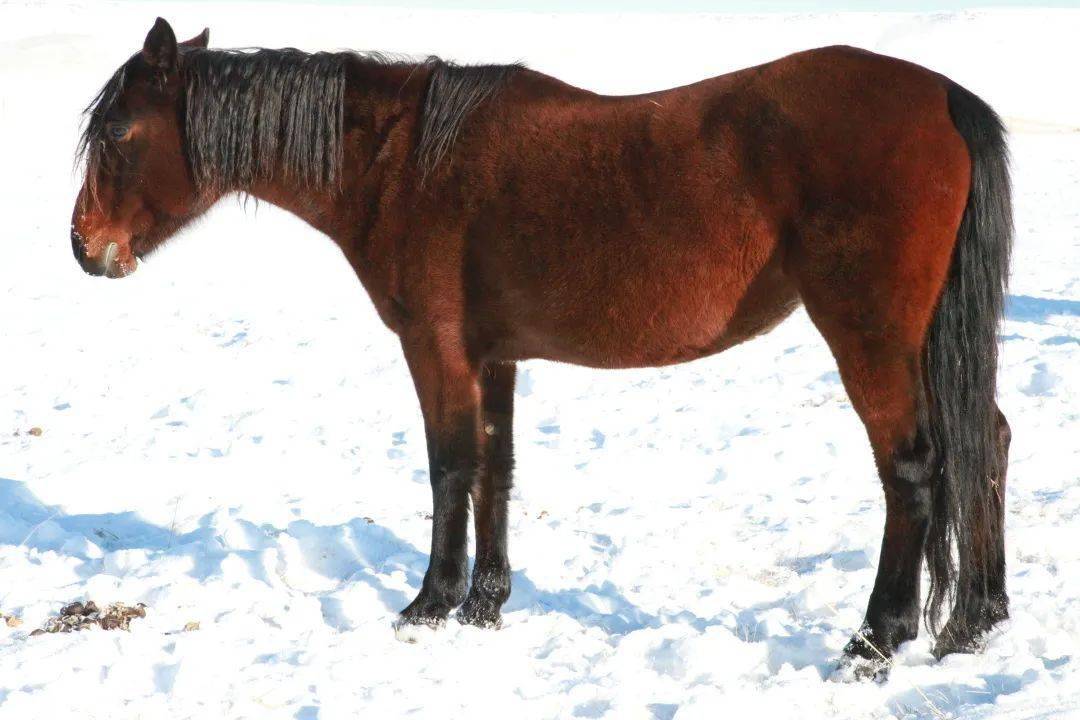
241;0;1078;10
144;0;1080;10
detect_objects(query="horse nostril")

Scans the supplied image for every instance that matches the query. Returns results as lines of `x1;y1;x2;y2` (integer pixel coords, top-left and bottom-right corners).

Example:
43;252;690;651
70;227;105;276
71;227;87;263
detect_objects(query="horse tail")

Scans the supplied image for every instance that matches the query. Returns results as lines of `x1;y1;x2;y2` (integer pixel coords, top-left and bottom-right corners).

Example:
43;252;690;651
923;80;1013;639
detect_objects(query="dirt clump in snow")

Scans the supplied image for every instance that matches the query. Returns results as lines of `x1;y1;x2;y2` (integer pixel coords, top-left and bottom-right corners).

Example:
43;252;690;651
29;601;147;636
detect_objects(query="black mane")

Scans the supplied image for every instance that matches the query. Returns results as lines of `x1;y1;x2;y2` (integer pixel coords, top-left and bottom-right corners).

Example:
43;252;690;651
184;48;349;192
417;60;519;183
77;48;520;195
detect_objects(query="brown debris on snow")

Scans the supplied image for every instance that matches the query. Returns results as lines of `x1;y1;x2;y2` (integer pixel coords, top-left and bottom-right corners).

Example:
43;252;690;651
29;600;147;636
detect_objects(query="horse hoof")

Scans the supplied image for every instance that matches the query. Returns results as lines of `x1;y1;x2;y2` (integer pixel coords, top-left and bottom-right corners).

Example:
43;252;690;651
932;607;1004;659
393;594;454;643
455;598;503;629
831;654;891;684
392;614;445;644
932;630;987;659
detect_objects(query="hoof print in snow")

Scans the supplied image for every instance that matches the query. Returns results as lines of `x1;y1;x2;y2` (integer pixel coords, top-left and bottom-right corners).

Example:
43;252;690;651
31;600;147;636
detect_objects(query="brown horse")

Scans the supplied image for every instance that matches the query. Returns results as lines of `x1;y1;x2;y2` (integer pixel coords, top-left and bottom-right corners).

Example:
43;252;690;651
71;18;1013;674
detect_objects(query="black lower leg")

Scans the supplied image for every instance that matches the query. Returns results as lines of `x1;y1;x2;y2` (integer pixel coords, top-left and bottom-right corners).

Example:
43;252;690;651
986;408;1011;614
846;425;935;663
399;416;477;626
459;362;515;627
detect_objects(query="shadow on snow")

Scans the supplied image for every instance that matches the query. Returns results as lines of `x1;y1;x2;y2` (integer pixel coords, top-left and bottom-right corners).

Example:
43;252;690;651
0;477;1055;715
1005;294;1080;323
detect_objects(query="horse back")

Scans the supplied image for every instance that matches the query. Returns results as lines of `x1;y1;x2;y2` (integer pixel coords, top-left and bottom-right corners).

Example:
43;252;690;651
407;46;968;368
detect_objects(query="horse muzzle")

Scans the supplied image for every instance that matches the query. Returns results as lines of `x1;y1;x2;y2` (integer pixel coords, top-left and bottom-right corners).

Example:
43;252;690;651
71;227;135;278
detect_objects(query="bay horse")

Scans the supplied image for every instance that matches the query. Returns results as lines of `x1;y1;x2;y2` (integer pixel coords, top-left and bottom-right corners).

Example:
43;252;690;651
71;18;1013;675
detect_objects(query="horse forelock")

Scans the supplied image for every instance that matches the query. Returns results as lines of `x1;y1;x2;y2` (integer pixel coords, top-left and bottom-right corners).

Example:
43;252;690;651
76;58;131;209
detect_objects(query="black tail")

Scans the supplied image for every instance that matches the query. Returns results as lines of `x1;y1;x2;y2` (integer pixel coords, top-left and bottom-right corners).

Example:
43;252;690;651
924;81;1013;642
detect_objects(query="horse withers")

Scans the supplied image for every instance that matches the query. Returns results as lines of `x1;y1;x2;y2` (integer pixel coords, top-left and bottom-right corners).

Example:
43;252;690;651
71;18;1012;675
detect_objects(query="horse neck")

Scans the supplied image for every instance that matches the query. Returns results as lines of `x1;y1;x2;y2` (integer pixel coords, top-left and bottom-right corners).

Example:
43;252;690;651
219;57;429;248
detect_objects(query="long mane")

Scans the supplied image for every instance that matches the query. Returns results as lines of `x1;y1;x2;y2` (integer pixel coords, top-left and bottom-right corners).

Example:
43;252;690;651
77;48;520;196
184;48;349;192
417;60;519;183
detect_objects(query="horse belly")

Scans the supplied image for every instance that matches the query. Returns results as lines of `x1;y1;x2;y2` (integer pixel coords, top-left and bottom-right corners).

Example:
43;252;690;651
486;228;799;368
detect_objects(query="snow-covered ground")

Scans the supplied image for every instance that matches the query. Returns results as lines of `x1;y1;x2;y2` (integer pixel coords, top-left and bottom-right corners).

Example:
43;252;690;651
1;2;1078;718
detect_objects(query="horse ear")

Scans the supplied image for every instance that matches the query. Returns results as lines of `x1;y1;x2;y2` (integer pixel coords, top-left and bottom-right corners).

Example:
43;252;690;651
180;28;210;49
142;17;178;71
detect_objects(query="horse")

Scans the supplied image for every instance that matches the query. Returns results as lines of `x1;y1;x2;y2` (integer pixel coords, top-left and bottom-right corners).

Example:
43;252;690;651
71;18;1013;675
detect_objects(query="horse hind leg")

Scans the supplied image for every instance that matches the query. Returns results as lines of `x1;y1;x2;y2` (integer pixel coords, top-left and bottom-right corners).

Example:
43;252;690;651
791;218;956;675
810;326;937;678
802;252;1010;667
932;404;1011;657
988;406;1011;614
984;406;1011;618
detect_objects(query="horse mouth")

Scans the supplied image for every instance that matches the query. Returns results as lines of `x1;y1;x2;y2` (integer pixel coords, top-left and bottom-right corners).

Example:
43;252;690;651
73;237;130;278
103;242;119;269
102;241;137;278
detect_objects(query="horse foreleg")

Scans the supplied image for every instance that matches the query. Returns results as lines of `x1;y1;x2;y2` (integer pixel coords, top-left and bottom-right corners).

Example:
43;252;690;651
397;331;480;629
458;361;516;628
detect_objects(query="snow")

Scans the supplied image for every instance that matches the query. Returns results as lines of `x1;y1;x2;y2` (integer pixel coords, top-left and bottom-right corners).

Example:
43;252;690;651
1;2;1079;718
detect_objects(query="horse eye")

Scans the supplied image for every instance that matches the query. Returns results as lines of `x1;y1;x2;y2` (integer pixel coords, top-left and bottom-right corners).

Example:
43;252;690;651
107;123;131;142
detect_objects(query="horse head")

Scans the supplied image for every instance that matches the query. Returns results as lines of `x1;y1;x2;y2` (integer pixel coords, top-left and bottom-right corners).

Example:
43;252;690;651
72;18;210;277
